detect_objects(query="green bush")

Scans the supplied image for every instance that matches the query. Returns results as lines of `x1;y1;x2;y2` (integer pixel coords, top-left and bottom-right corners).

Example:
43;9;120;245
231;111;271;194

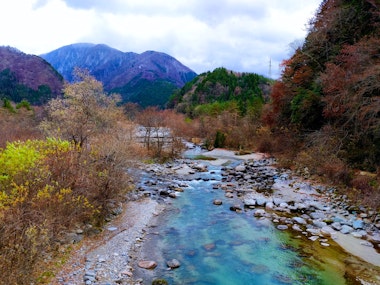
214;130;226;148
2;98;15;113
16;99;32;110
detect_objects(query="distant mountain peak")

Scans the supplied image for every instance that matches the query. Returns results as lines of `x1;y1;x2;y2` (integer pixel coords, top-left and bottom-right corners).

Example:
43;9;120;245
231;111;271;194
40;43;197;107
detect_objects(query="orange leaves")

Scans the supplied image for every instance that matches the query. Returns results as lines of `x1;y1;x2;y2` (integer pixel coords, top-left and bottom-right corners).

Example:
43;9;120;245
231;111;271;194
292;65;314;87
321;37;380;131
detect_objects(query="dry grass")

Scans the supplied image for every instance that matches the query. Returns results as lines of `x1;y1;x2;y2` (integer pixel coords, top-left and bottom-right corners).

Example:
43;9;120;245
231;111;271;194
0;106;43;148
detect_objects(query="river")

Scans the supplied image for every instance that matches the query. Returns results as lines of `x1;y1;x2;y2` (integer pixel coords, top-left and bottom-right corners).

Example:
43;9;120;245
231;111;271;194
132;149;380;285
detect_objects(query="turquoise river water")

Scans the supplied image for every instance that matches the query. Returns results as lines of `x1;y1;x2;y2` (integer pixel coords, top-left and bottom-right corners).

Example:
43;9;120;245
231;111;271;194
140;162;369;285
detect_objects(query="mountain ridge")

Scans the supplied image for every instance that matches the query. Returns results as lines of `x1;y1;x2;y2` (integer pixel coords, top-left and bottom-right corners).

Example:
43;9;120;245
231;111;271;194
40;43;197;107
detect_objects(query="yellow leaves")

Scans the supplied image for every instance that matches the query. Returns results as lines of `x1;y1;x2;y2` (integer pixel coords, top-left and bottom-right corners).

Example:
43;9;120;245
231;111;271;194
56;188;72;202
97;169;109;177
0;138;75;208
0;138;73;186
36;185;53;200
0;191;9;209
0;140;41;180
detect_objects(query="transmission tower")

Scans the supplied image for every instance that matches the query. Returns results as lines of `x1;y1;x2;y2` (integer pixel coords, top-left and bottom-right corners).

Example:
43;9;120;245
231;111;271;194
268;57;272;79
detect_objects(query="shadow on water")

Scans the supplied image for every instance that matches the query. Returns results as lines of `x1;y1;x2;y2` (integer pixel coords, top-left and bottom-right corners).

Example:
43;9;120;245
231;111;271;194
138;161;370;285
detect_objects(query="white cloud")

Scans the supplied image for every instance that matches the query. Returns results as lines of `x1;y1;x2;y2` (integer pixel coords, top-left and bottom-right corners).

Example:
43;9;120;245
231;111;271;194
0;0;321;78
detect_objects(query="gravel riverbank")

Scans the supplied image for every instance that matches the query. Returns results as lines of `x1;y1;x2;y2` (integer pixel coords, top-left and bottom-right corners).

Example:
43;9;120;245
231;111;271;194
202;149;380;268
54;198;165;285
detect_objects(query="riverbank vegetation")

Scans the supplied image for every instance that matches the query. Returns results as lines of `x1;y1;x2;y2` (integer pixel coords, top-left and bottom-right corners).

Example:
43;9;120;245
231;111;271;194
0;71;144;284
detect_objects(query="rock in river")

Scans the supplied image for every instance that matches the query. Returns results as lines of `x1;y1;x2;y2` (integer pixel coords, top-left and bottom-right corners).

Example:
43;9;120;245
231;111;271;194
138;260;157;270
167;258;181;269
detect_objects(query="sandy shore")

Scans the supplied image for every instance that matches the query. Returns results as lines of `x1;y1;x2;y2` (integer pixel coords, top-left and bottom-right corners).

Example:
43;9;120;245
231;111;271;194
333;232;380;266
201;148;267;165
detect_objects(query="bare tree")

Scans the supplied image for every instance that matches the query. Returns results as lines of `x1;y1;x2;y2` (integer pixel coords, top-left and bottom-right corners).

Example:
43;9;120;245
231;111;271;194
40;69;121;147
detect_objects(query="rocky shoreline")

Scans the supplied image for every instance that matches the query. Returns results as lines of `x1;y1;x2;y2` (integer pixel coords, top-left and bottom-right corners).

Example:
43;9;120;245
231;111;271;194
133;149;380;284
53;198;165;285
216;156;380;267
54;148;380;285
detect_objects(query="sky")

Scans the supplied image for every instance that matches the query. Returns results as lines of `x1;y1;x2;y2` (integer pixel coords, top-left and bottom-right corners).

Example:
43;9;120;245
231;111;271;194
0;0;321;79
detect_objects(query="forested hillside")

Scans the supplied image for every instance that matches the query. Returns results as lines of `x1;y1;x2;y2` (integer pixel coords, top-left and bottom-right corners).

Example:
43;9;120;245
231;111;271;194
264;0;379;172
0;46;64;104
168;67;272;117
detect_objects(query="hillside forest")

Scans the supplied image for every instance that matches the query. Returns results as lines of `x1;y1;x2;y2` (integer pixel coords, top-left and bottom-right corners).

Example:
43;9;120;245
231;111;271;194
0;0;379;284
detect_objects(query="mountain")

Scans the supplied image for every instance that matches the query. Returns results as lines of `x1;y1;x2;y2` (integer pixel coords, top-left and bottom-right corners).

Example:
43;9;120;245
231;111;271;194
168;67;272;117
40;43;197;107
0;46;64;104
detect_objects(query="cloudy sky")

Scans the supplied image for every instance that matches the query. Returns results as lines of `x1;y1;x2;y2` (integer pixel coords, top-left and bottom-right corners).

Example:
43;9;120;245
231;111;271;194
0;0;321;78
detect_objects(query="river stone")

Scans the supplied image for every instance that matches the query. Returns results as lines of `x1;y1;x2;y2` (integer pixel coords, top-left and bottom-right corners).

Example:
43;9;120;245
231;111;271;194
309;236;319;242
256;197;268;206
193;163;207;171
292;224;303;232
213;199;223;205
306;228;321;236
167;259;181;269
313;220;327;228
310;211;326;220
244;175;252;180
230;205;242;212
340;225;354;234
203;243;216;251
293;217;307;225
352;219;364;230
254;209;267;217
320;226;336;237
235;165;246;172
138;260;157;269
273;197;285;206
265;201;274;210
243;198;256;206
333;215;347;224
351;230;367;238
331;222;342;231
277;225;288;230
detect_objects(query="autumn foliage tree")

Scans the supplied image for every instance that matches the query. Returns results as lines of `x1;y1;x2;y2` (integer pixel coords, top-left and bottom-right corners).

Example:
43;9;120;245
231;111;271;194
40;69;121;147
321;37;380;169
266;0;379;172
